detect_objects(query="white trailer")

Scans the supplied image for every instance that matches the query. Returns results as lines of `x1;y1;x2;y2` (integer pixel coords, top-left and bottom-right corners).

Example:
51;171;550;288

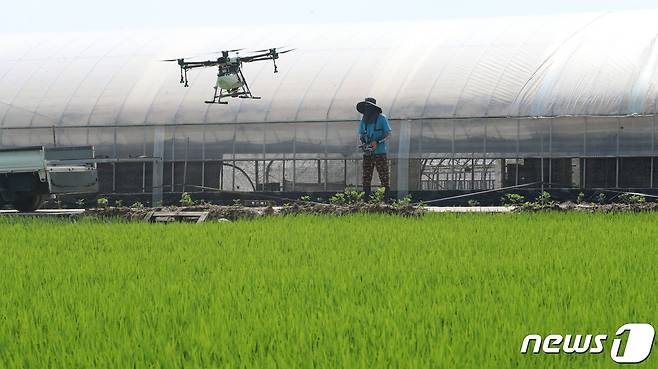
0;146;98;211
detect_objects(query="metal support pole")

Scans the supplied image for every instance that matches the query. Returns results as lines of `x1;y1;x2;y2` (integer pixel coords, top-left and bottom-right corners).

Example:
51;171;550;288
219;160;224;190
260;125;262;191
292;125;297;192
170;130;175;193
255;160;259;191
152;127;165;207
615;156;619;188
231;126;236;192
397;119;411;197
451;121;455;190
355;159;359;190
480;120;489;189
324;159;328;192
649;115;656;188
471;156;475;190
112;126;117;193
182;137;189;193
615;118;622;188
141;126;146;193
583;117;588;189
201;126;206;192
514;119;521;186
324;121;328;192
583;159;587;189
540;120;545;193
548;119;553;187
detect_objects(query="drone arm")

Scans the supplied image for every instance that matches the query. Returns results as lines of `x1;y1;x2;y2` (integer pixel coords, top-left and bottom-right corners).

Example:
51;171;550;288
241;56;276;63
176;60;225;87
180;61;219;70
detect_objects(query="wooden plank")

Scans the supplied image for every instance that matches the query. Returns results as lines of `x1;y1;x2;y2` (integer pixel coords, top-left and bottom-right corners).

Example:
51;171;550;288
145;211;210;223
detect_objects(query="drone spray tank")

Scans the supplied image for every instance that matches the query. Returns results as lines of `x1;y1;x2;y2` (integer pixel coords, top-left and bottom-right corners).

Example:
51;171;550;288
216;70;245;91
216;74;244;90
214;53;244;91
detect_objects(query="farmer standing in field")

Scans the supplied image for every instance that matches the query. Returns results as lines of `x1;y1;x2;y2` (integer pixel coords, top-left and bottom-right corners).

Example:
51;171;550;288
357;97;392;202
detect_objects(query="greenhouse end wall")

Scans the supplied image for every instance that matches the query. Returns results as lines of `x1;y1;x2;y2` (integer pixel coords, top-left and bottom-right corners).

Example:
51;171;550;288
1;115;656;203
4;12;658;203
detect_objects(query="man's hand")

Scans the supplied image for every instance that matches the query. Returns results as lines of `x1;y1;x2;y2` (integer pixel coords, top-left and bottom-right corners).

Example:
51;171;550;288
369;142;378;149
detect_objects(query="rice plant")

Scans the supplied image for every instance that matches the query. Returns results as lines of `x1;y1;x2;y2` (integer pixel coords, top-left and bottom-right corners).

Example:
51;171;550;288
0;213;656;369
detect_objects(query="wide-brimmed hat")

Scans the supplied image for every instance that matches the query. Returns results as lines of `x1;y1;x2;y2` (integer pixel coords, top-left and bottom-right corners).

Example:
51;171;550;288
356;97;382;114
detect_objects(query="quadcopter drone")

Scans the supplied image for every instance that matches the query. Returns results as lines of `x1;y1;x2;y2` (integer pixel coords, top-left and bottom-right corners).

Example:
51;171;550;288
164;47;293;104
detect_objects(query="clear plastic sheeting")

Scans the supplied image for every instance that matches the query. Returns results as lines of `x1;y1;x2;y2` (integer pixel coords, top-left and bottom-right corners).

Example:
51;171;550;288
2;11;658;197
3;11;658;129
0;116;655;161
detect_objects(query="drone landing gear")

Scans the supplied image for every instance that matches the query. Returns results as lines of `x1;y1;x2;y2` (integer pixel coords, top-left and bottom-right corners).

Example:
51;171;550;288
205;91;261;104
205;69;261;104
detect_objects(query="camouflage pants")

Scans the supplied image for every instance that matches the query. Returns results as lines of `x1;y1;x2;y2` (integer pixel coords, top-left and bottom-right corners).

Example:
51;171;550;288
363;154;390;188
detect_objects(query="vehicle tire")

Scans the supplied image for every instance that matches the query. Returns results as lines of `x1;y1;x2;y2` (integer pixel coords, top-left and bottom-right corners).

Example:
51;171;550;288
14;195;45;212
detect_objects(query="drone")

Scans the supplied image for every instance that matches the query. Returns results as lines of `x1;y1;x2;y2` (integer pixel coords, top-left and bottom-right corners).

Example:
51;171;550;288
163;47;293;104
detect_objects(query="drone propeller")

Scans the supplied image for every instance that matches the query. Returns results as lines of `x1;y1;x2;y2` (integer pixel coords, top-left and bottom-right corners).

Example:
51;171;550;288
207;48;244;55
161;49;244;62
277;48;296;54
250;46;287;53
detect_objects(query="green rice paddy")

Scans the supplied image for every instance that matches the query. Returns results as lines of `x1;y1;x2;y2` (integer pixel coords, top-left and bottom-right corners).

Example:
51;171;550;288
1;213;657;368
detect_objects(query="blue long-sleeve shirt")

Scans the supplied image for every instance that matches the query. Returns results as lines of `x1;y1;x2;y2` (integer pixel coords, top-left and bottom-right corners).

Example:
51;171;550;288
358;114;392;155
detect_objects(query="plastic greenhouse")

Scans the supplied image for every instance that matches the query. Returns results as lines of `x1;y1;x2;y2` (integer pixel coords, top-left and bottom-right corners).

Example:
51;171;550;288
2;10;658;204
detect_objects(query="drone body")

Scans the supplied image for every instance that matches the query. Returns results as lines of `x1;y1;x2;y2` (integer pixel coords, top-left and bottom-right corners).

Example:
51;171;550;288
217;73;244;91
164;48;293;104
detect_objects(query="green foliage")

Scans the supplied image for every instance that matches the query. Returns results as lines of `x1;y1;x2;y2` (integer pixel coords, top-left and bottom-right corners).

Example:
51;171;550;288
597;193;607;204
501;193;525;205
618;193;646;205
300;195;311;202
329;191;365;205
75;198;86;208
179;192;195;207
114;200;124;208
232;198;242;206
370;187;386;203
130;201;144;209
391;195;412;210
0;213;656;368
96;197;109;208
519;192;555;211
577;192;585;204
345;191;364;204
537;191;553;205
329;193;346;205
467;199;480;207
